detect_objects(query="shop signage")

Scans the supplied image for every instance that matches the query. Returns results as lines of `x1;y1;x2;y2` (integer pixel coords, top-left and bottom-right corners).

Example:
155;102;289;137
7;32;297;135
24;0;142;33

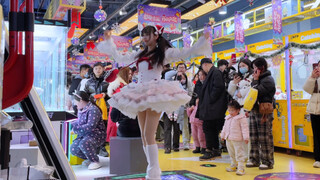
217;48;242;60
137;5;181;34
289;28;320;44
234;11;245;53
272;0;283;45
248;39;281;54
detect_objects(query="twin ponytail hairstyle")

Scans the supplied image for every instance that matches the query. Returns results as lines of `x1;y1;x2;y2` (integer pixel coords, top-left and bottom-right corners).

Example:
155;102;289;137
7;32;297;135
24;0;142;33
73;91;102;113
137;26;172;67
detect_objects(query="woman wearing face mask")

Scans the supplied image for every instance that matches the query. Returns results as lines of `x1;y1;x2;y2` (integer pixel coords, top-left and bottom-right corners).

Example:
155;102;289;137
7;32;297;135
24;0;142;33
228;58;254;106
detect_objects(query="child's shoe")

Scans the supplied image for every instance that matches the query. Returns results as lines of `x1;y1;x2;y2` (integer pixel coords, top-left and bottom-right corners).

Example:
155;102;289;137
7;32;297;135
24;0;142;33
226;165;237;172
88;162;102;170
236;168;245;175
314;161;320;168
82;159;90;166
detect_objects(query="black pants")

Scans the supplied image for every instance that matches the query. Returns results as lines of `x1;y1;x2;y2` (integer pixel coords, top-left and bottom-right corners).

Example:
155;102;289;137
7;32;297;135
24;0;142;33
311;114;320;161
163;113;180;149
202;120;224;150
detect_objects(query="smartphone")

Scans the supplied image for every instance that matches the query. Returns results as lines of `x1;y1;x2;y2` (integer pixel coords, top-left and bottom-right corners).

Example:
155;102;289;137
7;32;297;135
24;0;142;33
313;63;319;70
231;54;237;64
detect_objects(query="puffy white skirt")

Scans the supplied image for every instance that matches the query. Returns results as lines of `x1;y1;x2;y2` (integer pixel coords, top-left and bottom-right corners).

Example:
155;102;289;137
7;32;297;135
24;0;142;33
108;80;191;119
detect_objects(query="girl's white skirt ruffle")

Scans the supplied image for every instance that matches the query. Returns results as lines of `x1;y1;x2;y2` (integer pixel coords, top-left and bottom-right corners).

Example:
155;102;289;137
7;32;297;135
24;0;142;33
107;80;191;119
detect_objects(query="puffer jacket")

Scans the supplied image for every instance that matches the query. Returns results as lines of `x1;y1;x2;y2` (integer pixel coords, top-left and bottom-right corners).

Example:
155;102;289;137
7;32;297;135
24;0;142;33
221;114;249;142
84;72;109;98
303;77;320;115
71;102;106;138
251;70;276;111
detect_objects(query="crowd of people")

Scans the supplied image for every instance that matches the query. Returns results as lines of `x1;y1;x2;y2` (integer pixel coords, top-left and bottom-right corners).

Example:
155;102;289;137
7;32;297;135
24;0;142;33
66;25;320;178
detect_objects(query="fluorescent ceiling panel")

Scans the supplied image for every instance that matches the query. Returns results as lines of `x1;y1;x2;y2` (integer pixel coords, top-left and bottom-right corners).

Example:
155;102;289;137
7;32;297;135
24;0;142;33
181;0;234;20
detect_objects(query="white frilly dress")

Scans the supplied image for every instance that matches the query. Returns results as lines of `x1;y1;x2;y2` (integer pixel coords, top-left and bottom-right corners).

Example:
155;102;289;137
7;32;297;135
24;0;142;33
97;36;212;119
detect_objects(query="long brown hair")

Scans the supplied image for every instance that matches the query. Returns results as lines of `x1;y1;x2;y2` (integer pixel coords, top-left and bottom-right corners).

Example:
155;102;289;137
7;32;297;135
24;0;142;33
117;67;132;84
136;26;172;67
73;91;102;113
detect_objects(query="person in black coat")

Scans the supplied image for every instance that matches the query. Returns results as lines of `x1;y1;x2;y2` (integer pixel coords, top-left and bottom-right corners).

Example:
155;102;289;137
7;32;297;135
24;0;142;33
246;57;276;170
110;108;141;137
196;58;228;161
69;64;91;114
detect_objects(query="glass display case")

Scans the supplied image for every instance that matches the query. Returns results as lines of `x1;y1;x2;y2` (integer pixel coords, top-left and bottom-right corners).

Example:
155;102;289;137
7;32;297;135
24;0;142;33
4;24;67;112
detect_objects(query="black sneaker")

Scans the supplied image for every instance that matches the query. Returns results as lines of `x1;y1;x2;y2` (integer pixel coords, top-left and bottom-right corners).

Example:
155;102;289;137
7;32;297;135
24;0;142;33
200;148;206;154
99;148;109;157
173;148;180;152
192;147;201;154
199;151;214;161
165;148;171;154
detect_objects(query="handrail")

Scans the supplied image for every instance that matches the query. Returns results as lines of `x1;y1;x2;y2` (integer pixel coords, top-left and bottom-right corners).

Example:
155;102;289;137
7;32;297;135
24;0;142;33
2;0;34;109
3;0;18;72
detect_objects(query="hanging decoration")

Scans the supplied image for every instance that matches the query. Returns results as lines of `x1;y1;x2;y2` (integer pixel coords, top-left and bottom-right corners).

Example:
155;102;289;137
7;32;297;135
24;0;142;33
86;40;96;50
111;23;122;34
94;0;107;22
243;42;320;59
214;0;228;5
71;37;80;45
248;0;254;6
68;9;81;39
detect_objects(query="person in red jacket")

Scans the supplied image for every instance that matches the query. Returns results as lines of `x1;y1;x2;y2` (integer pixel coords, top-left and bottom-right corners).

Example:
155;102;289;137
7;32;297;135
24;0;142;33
106;67;132;142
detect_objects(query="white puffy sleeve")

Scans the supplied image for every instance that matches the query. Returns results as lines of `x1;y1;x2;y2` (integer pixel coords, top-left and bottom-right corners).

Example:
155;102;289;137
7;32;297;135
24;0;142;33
164;36;212;64
97;39;139;64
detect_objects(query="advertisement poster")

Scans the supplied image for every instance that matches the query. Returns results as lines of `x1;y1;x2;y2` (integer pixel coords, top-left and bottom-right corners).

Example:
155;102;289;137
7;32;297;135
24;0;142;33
137;4;181;34
272;0;283;45
234;11;245;53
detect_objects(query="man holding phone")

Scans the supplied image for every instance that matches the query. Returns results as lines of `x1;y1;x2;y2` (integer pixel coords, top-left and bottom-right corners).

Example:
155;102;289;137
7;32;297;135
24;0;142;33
303;61;320;168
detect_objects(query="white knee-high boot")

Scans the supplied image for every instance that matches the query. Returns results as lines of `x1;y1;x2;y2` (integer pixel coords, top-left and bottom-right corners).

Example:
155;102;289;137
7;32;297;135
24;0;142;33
145;144;161;180
143;146;150;171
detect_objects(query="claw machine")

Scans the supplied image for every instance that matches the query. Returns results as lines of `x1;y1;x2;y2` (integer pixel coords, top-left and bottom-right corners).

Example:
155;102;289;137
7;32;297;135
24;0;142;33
287;28;320;152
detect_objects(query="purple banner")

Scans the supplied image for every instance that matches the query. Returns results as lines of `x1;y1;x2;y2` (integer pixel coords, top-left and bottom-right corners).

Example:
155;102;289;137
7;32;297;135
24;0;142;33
137;4;181;34
183;32;191;48
204;25;213;47
235;11;245;53
272;0;283;45
214;25;222;39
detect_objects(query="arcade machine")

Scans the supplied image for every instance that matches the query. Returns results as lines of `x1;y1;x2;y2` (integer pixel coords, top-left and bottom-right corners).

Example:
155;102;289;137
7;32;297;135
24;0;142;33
0;0;75;179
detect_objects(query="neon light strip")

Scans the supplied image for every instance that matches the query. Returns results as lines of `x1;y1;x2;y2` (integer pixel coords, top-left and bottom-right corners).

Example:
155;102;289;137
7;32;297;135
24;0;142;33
285;36;293;148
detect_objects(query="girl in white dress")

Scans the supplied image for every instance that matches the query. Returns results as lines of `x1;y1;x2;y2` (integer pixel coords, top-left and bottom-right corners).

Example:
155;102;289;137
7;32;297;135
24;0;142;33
97;25;211;180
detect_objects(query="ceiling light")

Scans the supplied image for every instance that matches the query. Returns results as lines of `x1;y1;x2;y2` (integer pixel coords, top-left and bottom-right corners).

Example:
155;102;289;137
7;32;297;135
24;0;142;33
219;6;227;15
311;0;320;9
181;23;188;30
119;8;127;16
102;24;109;30
181;0;234;20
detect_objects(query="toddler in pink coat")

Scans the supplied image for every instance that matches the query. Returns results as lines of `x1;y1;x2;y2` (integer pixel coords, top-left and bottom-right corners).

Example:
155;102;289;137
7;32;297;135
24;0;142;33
221;100;249;176
187;99;206;154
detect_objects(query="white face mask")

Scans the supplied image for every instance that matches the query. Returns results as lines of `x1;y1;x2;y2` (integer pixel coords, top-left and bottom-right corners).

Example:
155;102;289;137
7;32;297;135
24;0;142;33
181;80;186;84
